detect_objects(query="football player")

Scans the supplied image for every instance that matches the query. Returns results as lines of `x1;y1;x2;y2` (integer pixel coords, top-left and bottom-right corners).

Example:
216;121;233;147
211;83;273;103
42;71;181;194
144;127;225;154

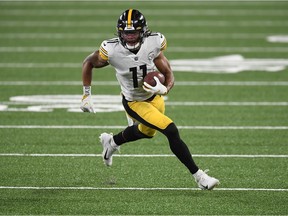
81;9;220;190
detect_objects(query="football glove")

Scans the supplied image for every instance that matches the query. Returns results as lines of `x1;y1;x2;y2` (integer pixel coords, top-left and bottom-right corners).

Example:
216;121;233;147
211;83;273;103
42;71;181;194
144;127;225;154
143;77;167;95
80;94;95;113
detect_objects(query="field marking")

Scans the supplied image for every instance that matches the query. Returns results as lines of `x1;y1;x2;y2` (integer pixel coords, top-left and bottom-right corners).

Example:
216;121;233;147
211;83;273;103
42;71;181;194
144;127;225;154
0;186;287;192
2;55;288;73
1;81;288;86
2;9;287;17
0;153;287;158
1;93;287;113
1;1;286;5
0;125;288;130
2;97;288;112
1;33;283;43
3;101;288;107
0;33;278;40
1;46;288;53
166;102;288;106
1;20;287;27
170;47;288;53
174;81;288;86
0;63;80;68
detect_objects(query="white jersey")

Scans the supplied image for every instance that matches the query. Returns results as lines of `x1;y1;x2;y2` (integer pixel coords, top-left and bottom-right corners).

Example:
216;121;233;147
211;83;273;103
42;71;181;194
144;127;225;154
99;32;167;101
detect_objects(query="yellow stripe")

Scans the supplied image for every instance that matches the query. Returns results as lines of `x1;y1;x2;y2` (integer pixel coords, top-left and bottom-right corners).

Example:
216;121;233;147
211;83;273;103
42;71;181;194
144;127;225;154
161;38;167;51
100;46;108;55
99;52;108;61
127;9;133;28
99;46;108;60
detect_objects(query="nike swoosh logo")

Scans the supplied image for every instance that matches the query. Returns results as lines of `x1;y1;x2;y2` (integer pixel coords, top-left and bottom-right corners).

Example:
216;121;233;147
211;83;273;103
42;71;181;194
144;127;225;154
200;184;209;190
103;149;109;160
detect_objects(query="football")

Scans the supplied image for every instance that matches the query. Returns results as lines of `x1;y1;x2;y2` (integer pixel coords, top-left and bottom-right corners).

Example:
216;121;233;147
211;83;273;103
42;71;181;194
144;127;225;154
143;71;165;87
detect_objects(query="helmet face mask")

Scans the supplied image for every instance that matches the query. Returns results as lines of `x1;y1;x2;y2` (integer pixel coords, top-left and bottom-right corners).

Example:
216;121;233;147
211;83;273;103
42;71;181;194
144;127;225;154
121;30;141;50
117;9;148;51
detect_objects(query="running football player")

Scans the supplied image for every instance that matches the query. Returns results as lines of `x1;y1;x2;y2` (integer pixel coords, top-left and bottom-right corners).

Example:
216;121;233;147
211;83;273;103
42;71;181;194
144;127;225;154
81;9;220;190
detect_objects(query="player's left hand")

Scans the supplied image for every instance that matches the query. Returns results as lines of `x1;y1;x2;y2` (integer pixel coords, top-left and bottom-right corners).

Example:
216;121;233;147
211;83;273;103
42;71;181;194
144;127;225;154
80;95;95;113
143;77;167;95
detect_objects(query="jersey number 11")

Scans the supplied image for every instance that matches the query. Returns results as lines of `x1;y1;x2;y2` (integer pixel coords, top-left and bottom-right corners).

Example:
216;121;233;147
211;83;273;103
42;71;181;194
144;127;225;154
129;65;147;88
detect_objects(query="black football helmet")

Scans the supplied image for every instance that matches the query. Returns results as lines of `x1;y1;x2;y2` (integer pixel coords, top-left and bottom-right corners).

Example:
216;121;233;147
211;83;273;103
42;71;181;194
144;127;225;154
117;9;149;51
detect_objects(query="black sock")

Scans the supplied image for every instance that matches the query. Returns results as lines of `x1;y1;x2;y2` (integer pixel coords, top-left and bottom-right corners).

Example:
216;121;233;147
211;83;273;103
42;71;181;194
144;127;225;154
113;124;152;145
160;123;199;174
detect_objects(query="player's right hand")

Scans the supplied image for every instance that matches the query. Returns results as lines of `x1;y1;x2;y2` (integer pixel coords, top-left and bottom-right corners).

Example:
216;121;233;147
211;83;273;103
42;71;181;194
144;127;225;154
80;95;95;113
143;77;167;95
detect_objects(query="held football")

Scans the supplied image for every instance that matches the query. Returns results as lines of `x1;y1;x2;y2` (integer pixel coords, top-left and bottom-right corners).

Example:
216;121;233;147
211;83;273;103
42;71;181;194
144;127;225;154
143;71;165;87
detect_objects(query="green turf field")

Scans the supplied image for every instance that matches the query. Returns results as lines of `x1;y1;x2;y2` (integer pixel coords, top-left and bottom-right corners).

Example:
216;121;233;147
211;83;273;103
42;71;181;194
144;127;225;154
0;1;288;215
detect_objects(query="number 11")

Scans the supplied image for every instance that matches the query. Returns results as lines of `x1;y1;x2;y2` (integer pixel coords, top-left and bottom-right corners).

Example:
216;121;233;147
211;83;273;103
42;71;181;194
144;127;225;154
129;65;147;88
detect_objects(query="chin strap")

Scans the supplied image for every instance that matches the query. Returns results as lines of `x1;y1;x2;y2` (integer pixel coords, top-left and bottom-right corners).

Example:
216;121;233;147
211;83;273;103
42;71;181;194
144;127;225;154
126;42;141;51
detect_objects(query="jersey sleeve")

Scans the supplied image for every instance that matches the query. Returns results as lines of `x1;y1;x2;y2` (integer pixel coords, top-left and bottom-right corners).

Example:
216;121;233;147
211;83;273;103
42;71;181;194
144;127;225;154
153;33;167;58
99;41;109;61
160;33;167;51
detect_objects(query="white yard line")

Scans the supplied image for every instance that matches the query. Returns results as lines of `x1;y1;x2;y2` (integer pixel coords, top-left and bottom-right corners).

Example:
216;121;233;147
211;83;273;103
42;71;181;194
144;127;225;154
0;33;276;39
0;20;287;27
0;186;287;192
0;125;287;130
169;47;288;53
0;153;287;158
2;9;287;17
0;63;80;68
174;81;288;86
1;81;288;86
1;1;285;5
166;102;288;106
1;46;288;53
2;101;288;107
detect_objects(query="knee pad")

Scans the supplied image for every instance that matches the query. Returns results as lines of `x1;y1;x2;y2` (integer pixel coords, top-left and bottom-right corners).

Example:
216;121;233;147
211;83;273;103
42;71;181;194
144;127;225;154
138;124;156;138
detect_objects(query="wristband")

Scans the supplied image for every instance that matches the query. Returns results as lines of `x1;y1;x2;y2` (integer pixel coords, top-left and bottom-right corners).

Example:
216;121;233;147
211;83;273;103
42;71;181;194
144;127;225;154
83;86;91;95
